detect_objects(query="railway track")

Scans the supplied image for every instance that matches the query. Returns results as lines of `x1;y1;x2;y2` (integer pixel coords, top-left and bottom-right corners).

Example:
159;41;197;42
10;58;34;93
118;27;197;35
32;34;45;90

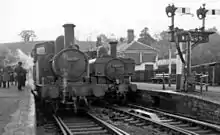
102;105;193;135
53;112;129;135
126;103;220;135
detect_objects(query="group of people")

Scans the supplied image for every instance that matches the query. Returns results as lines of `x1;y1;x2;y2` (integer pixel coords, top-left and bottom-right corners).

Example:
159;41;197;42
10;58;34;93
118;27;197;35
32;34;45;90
0;62;27;91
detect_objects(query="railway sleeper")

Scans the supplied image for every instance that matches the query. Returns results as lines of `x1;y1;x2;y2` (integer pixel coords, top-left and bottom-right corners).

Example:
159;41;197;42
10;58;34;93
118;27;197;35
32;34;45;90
165;121;183;125
184;126;201;130
194;129;213;134
67;124;99;128
160;119;174;122
70;126;104;132
117;116;130;120
65;122;95;125
72;129;109;135
124;118;134;121
135;122;145;126
129;120;140;124
176;123;191;127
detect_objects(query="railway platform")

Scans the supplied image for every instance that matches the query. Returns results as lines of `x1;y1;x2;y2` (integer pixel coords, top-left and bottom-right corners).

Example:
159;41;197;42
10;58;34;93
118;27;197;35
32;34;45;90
133;82;220;103
132;82;220;125
0;86;36;135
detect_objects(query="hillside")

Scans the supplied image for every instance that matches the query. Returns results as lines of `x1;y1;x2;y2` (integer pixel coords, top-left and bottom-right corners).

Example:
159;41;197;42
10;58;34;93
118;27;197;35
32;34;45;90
0;41;44;54
0;40;96;54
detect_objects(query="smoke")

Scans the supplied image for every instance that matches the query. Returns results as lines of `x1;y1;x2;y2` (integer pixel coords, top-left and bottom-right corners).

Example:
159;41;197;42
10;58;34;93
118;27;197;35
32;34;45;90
15;49;35;90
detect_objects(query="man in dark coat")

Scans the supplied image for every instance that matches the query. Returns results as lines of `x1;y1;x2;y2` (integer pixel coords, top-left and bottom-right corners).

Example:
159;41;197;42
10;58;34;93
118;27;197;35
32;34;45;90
14;62;26;90
22;69;27;87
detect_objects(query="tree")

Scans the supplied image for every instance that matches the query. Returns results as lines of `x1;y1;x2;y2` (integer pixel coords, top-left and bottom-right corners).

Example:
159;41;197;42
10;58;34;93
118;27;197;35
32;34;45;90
19;30;37;42
96;36;102;47
191;27;220;65
0;47;17;65
151;31;176;59
99;34;108;42
137;27;156;46
208;27;218;32
119;37;125;43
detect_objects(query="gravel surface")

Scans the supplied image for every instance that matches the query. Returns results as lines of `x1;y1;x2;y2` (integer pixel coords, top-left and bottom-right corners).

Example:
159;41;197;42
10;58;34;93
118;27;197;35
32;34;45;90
90;107;168;135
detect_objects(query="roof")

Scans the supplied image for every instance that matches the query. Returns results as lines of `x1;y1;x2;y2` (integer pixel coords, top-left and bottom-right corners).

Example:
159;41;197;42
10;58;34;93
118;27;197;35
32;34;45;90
191;62;220;68
117;40;158;53
0;41;45;54
76;41;96;51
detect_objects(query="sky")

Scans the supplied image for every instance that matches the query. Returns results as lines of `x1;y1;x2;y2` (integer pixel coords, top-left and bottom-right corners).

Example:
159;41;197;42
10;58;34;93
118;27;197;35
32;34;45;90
0;0;220;43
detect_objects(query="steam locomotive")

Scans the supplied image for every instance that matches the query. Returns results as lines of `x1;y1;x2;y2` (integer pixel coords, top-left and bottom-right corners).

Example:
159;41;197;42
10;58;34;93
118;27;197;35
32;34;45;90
32;23;137;113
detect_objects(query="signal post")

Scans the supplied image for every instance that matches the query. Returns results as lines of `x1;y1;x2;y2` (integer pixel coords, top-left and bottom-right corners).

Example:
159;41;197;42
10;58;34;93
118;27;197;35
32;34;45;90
165;4;218;92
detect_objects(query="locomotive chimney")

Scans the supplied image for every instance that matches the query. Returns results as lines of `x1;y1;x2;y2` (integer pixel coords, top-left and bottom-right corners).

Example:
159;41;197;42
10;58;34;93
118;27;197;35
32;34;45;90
109;40;118;58
63;23;76;49
55;35;64;53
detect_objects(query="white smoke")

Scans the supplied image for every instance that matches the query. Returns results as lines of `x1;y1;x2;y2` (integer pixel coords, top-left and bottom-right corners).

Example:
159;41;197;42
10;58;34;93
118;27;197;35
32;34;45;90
15;49;35;90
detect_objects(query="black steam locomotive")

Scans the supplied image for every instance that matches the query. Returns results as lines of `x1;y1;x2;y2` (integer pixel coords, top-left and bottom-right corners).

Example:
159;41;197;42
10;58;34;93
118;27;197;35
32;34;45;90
31;23;137;113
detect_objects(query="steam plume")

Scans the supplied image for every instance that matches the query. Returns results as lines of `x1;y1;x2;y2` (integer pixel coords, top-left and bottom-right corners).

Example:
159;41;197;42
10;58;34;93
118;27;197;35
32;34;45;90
15;49;35;90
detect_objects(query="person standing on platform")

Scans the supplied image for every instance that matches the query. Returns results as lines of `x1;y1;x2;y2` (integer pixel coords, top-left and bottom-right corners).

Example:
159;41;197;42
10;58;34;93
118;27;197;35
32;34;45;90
14;62;26;91
14;72;17;86
10;72;15;85
2;67;10;88
22;69;27;87
0;68;3;88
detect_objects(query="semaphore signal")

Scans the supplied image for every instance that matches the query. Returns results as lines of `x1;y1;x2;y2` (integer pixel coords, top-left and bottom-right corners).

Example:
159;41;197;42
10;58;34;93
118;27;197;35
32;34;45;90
196;4;220;31
165;3;219;92
176;7;194;16
206;9;220;15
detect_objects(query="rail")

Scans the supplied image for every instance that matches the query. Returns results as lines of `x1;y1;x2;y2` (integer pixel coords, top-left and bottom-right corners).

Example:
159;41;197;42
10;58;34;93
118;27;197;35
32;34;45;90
53;112;129;135
128;104;220;135
53;115;68;135
106;106;193;135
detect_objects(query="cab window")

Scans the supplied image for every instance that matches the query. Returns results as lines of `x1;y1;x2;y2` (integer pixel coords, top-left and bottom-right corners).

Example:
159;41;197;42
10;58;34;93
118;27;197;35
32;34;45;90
36;46;46;55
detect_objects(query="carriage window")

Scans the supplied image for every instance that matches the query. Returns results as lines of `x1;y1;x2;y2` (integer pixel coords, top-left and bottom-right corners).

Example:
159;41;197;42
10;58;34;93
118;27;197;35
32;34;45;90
36;46;46;55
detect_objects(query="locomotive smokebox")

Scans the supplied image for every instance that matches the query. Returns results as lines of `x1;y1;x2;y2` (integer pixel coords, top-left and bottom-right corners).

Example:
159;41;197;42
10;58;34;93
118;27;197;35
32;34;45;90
63;23;76;49
109;40;118;58
55;35;64;53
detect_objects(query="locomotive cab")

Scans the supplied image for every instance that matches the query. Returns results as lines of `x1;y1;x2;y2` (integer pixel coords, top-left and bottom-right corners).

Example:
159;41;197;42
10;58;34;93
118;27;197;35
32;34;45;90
32;41;55;85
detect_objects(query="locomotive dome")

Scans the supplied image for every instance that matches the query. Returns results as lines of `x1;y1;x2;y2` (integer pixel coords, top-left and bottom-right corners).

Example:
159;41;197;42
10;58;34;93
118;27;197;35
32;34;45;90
97;46;109;57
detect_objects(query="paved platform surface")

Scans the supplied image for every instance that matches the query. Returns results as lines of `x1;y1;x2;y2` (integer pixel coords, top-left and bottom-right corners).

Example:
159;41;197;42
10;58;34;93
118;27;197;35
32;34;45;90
133;82;220;103
0;86;36;135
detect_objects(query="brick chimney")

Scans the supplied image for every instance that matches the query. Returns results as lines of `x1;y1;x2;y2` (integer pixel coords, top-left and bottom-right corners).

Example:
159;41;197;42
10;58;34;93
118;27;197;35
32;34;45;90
127;29;134;44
